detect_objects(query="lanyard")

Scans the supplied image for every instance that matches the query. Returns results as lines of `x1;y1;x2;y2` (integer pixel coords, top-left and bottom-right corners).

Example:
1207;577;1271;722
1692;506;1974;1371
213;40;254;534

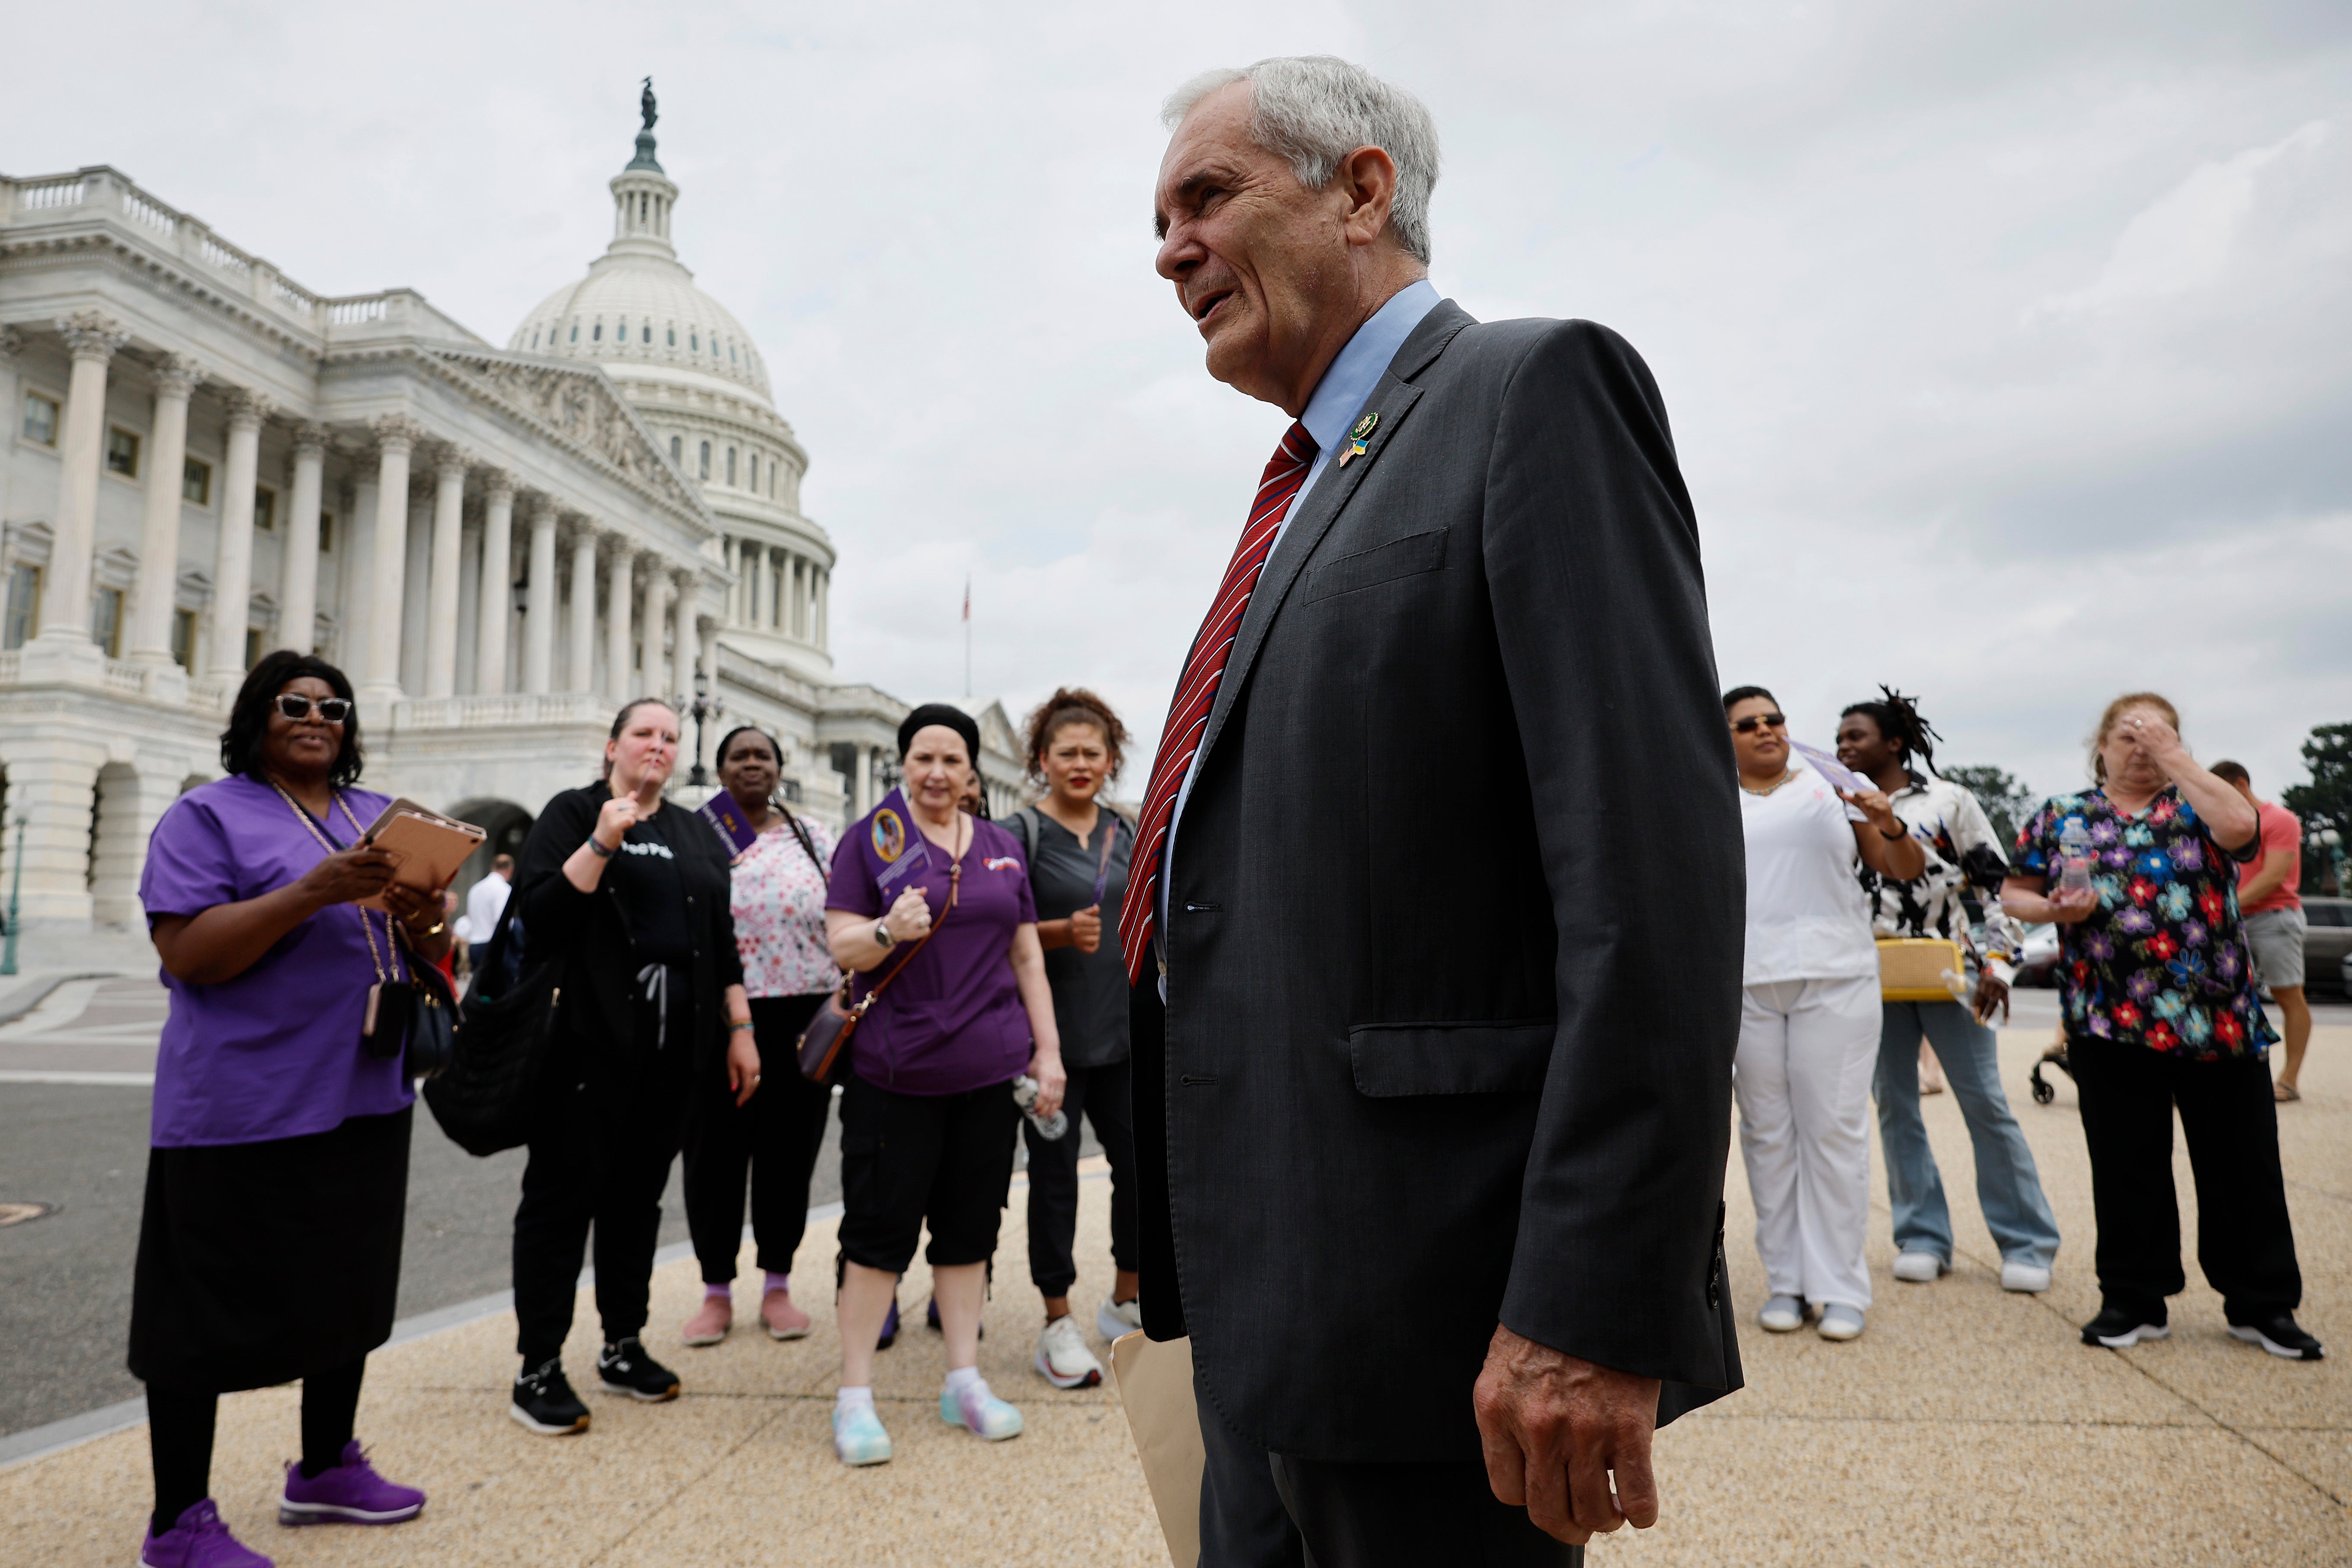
269;779;404;986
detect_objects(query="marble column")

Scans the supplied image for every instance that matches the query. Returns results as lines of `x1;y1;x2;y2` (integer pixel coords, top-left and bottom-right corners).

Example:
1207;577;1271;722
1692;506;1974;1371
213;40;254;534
423;449;467;698
401;496;431;694
345;476;378;674
746;543;766;630
641;564;672;702
129;355;202;665
604;539;634;706
208;389;271;680
815;565;829;648
474;473;515;697
723;538;740;624
364;415;424;701
672;568;698;700
39;312;130;641
566;524;598;696
279;423;330;656
523;499;559;695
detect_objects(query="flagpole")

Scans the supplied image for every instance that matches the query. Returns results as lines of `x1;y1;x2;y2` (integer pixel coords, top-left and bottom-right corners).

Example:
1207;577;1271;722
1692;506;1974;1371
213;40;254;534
963;573;972;698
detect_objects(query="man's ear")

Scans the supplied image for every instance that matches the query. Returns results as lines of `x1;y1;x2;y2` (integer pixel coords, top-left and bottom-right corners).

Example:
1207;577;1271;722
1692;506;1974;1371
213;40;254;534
1336;144;1400;249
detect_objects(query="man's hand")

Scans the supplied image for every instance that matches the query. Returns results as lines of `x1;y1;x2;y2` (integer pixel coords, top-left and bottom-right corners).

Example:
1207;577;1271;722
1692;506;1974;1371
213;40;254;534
1473;1325;1662;1545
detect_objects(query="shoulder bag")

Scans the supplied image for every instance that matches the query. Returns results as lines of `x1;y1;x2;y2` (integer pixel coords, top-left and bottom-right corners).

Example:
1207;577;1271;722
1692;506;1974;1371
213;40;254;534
797;856;960;1085
423;895;566;1156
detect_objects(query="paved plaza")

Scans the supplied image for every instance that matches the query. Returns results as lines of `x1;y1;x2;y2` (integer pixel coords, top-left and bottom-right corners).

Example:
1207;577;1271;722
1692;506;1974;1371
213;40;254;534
0;961;2345;1564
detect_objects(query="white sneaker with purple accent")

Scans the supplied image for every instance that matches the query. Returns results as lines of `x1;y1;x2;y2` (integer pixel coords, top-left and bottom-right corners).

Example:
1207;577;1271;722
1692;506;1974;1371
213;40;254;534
939;1377;1024;1441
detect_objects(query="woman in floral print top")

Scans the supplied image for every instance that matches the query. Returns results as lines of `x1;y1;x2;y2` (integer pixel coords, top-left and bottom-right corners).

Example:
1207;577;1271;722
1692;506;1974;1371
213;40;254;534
679;726;841;1347
2000;693;2320;1361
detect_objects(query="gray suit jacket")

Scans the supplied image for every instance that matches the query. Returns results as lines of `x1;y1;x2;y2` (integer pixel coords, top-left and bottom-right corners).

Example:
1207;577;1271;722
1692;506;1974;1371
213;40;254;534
1131;301;1746;1462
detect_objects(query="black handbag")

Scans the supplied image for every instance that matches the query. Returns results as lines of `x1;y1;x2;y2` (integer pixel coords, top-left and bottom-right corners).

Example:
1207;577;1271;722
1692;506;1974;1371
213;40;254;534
422;906;563;1157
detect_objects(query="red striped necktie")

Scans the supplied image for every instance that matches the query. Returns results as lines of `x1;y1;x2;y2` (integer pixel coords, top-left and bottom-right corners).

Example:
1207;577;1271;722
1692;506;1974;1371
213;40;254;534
1119;419;1319;985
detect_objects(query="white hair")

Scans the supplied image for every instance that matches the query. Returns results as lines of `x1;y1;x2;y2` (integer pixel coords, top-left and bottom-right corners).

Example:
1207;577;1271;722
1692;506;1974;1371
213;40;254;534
1163;56;1441;265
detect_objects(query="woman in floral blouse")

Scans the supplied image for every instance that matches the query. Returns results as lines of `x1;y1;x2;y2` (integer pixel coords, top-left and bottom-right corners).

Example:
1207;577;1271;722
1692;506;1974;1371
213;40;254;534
679;726;840;1346
2003;693;2321;1361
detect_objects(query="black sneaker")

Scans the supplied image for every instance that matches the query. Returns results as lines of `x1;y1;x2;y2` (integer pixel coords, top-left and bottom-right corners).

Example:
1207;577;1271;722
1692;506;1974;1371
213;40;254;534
2080;1306;2169;1348
597;1336;681;1401
2228;1313;2325;1362
511;1358;590;1435
923;1295;982;1340
876;1298;899;1350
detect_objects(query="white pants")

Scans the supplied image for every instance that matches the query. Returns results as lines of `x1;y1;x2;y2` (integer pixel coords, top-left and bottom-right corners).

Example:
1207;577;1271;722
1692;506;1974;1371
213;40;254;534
1734;975;1881;1311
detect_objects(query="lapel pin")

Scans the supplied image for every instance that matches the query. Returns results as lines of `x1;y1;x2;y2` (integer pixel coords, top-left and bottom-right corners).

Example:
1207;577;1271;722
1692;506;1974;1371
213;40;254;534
1336;410;1378;467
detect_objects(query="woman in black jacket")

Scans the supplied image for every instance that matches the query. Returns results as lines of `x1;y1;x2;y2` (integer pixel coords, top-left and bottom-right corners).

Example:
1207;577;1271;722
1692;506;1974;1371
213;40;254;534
505;698;757;1435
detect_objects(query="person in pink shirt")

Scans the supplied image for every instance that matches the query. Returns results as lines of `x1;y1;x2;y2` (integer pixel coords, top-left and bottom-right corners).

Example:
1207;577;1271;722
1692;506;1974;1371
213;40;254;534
2213;761;2309;1101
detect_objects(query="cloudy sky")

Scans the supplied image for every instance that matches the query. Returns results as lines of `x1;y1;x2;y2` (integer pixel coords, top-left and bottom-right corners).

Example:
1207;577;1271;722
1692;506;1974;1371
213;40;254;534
10;1;2346;806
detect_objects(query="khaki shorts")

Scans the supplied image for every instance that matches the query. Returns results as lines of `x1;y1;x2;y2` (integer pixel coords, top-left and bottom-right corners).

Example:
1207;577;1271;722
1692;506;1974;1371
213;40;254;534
2243;907;2307;990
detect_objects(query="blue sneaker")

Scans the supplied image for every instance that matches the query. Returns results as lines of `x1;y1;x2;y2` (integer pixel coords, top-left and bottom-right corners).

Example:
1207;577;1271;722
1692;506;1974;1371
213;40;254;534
939;1376;1023;1441
832;1401;892;1466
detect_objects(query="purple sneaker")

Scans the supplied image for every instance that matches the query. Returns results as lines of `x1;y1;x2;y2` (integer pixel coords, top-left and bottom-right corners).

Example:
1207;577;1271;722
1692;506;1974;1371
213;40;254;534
277;1439;426;1526
139;1499;272;1568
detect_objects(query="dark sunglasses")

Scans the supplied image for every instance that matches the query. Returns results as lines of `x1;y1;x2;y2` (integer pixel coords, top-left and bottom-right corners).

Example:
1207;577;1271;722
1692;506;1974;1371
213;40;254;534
1730;712;1787;734
275;694;352;724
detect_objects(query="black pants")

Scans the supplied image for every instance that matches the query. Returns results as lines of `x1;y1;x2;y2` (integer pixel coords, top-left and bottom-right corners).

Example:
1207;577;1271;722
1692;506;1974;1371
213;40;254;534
148;1356;364;1536
2071;1035;2302;1322
1196;1363;1581;1567
682;993;832;1284
1025;1055;1139;1299
512;1034;692;1365
836;1074;1022;1274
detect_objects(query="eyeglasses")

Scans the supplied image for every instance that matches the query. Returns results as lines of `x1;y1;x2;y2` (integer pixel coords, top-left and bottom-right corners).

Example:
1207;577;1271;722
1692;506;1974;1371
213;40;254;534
1730;713;1787;734
274;694;352;724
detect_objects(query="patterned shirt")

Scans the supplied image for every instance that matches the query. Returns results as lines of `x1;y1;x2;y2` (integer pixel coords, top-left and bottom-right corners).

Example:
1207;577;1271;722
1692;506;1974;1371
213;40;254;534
2015;786;2274;1058
1860;772;2023;985
729;814;838;999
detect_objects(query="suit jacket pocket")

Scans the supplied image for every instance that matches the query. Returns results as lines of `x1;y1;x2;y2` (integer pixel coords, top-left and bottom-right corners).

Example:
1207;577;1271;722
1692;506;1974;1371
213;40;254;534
1347;1020;1554;1097
1300;527;1448;604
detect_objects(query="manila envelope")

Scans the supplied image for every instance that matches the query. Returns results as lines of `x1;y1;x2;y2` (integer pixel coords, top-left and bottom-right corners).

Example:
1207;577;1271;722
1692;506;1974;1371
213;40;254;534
1109;1330;1203;1568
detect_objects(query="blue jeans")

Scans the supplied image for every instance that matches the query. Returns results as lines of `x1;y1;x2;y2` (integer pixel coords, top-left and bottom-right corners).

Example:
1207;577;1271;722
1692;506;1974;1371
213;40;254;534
1874;1000;2060;1268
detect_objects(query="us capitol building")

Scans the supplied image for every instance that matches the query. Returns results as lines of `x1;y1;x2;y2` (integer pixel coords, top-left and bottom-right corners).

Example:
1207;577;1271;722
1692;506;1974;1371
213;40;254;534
0;95;1023;929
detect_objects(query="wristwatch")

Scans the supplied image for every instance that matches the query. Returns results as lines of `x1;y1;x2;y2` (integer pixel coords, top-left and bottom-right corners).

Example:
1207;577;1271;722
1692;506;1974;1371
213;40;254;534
873;920;895;949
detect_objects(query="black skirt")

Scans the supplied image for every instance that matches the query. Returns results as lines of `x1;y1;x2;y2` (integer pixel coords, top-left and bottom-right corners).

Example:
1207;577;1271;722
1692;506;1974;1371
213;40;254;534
128;1106;411;1392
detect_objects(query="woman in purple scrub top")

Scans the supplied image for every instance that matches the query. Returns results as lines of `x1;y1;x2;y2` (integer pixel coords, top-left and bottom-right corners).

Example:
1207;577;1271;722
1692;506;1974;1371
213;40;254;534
130;651;450;1565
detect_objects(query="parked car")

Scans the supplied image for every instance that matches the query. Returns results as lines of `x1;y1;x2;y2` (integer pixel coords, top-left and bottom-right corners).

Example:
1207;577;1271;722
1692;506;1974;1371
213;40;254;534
2300;897;2352;999
2013;922;2061;989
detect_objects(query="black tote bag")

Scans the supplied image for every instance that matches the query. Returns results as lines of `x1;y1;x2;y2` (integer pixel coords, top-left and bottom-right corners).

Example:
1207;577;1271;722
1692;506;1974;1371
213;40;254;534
421;907;563;1157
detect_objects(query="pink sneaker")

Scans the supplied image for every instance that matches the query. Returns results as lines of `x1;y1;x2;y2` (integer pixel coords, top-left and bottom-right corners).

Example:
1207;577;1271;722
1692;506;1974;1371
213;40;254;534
762;1288;812;1341
139;1499;272;1567
682;1294;732;1347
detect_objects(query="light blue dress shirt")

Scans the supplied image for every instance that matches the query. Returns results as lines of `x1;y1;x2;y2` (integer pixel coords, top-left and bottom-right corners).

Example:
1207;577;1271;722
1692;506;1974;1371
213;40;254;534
1157;279;1443;969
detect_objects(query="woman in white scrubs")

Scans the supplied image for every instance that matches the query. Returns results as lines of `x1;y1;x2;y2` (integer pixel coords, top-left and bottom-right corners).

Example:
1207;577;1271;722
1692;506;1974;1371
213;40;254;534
1725;686;1924;1341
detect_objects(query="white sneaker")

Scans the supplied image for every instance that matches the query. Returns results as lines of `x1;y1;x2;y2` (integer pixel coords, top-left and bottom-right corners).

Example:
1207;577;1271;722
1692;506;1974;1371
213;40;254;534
2000;1260;2052;1294
1096;1293;1143;1344
1892;1251;1947;1284
1034;1314;1103;1389
1817;1303;1865;1341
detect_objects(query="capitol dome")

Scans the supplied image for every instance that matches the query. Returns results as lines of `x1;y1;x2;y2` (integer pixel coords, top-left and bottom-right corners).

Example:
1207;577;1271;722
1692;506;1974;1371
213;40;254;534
510;92;835;686
506;119;772;402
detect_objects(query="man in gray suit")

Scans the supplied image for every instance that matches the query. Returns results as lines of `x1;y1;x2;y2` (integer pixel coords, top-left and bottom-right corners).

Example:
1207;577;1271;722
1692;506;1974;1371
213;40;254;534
1117;57;1745;1565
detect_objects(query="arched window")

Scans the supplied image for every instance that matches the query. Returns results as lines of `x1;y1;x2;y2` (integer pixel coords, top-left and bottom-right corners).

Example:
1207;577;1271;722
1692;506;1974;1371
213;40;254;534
690;331;699;351
712;337;720;357
669;435;681;464
615;316;626;340
569;322;579;342
729;344;738;363
642;324;651;343
593;321;602;341
726;447;737;485
698;440;711;480
747;453;757;491
529;329;538;349
667;326;676;346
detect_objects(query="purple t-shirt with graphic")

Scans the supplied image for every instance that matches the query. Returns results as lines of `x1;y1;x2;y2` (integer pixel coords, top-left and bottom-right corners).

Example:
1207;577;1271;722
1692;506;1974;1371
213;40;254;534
138;775;416;1148
826;808;1037;1096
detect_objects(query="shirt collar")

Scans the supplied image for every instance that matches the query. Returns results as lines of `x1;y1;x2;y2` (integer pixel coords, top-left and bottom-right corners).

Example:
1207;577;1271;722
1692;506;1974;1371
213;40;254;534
1299;279;1441;455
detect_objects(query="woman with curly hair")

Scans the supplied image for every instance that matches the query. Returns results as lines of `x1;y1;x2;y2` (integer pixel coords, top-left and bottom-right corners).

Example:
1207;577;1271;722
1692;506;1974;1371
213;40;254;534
131;651;447;1565
1835;688;2060;1297
2003;694;2319;1360
1006;688;1141;1390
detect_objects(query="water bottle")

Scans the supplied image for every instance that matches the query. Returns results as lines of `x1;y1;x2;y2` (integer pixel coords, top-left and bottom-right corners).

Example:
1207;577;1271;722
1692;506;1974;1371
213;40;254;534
1012;1074;1067;1140
2056;818;2093;902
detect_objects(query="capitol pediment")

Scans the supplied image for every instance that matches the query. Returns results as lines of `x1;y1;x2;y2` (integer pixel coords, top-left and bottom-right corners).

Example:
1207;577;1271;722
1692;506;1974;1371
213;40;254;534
422;347;706;521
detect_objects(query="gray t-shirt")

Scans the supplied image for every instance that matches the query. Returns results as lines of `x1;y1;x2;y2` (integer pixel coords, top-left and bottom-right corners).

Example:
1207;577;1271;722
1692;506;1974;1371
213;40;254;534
1018;807;1133;1070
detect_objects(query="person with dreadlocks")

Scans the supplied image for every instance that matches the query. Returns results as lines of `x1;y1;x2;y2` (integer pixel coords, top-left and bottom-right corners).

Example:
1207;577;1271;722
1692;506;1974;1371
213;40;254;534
1835;688;2061;1296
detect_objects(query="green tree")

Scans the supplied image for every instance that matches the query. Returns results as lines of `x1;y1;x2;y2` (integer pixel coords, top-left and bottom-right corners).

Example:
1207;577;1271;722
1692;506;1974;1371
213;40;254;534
1942;764;2037;848
2281;722;2352;895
